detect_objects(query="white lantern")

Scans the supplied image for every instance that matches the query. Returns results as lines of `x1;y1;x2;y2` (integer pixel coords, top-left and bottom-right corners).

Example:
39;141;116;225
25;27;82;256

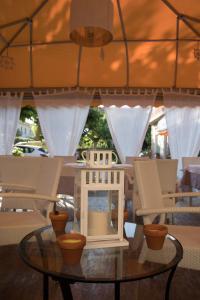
69;0;114;47
74;150;128;249
81;149;118;168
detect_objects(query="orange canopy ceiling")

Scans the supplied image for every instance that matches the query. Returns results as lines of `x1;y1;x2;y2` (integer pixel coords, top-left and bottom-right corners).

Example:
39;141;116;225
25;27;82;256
0;0;199;91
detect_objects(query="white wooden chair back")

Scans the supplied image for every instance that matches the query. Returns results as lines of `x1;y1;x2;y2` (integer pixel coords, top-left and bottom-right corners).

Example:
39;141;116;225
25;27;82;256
0;156;40;190
125;157;149;219
156;159;178;194
0;157;63;245
56;156;76;195
0;157;62;210
0;156;41;210
134;160;164;223
35;157;63;196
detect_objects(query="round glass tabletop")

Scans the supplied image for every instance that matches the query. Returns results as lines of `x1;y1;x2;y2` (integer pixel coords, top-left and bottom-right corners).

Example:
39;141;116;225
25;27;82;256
19;222;183;284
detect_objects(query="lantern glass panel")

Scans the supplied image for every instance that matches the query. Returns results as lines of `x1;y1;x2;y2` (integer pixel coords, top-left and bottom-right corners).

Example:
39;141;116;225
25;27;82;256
87;190;119;236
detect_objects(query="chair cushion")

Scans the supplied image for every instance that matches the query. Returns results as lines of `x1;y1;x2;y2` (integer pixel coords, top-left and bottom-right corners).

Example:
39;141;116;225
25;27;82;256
0;211;48;246
0;211;46;227
167;225;200;248
167;225;200;270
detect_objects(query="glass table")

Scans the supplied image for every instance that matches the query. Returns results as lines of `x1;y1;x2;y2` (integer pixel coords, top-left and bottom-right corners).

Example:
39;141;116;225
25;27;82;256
19;223;183;300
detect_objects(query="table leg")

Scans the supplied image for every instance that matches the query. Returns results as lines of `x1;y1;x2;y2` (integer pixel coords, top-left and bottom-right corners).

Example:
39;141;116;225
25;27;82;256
59;279;73;300
165;265;177;300
115;282;120;300
43;274;49;300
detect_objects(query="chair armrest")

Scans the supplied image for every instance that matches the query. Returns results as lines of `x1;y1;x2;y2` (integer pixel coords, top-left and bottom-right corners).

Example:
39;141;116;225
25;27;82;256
0;192;59;202
136;206;200;216
0;183;35;193
162;191;200;199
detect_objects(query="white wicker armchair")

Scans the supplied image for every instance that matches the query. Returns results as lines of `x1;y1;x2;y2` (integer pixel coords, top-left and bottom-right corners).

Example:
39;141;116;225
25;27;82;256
0;157;63;245
0;192;59;245
131;159;178;221
134;160;200;270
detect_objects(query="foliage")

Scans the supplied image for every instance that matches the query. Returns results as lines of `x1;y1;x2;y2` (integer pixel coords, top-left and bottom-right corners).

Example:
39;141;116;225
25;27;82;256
12;147;23;156
142;126;151;150
20;106;43;141
20;106;38;123
141;126;152;157
18;106;152;157
16;128;21;137
79;108;113;149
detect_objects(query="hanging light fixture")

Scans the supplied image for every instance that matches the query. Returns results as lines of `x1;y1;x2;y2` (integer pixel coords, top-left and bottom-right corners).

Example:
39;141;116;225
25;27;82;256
69;0;114;47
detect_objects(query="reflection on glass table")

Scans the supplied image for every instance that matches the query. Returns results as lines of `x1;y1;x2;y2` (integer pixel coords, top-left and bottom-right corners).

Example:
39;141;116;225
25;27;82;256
19;222;183;300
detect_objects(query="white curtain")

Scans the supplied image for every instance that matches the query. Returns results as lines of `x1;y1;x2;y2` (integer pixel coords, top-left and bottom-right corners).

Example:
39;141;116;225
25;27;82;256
103;95;155;163
164;93;200;176
0;96;22;155
35;92;91;156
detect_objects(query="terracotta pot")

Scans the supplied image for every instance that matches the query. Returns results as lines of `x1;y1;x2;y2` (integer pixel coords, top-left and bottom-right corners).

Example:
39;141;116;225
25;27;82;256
57;233;86;265
143;224;168;250
49;211;68;236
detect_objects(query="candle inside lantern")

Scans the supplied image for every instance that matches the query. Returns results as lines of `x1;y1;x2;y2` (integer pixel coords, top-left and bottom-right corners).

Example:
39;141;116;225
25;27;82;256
88;211;110;236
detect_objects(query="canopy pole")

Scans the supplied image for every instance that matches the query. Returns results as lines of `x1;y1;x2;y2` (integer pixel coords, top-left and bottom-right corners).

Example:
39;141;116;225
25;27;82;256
0;17;29;30
173;16;180;88
116;0;130;87
7;38;200;49
0;33;8;45
0;0;48;57
0;22;27;56
29;20;33;88
161;0;200;37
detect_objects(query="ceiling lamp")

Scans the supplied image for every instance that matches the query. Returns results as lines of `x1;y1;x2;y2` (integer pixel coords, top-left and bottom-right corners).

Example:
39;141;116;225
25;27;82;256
69;0;114;47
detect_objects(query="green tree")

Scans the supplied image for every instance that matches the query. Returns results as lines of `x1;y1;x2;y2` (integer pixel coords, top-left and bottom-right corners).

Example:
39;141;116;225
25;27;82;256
79;108;113;149
20;106;43;141
141;126;152;156
20;106;38;122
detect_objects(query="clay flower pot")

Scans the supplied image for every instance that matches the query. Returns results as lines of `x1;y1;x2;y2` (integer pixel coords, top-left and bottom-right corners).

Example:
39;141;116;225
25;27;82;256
57;233;86;265
143;224;168;250
49;211;68;236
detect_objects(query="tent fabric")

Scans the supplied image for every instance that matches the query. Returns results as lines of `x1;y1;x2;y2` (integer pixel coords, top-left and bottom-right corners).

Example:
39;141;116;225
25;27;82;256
165;106;200;177
36;101;90;156
163;93;200;107
101;94;156;107
105;105;152;162
0;96;22;154
33;91;92;106
0;0;200;93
